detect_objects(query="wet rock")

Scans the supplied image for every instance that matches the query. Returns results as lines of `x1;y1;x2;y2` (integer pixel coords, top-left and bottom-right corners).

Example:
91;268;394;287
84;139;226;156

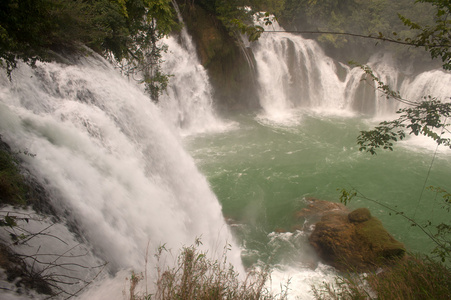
348;207;371;223
294;198;348;231
306;203;405;271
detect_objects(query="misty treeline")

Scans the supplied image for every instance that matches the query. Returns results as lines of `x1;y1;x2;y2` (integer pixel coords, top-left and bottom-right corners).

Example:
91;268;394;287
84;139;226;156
193;0;438;63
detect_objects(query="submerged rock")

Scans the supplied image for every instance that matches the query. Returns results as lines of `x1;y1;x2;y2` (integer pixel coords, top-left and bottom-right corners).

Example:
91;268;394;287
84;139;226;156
299;199;405;271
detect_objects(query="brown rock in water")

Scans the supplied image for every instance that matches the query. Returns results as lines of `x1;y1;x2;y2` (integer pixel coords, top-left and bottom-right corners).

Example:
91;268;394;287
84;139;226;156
295;198;347;218
294;198;348;231
308;206;406;272
348;207;372;223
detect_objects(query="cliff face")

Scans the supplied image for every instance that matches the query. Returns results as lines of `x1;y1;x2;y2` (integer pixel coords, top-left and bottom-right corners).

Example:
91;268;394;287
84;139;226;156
176;2;260;111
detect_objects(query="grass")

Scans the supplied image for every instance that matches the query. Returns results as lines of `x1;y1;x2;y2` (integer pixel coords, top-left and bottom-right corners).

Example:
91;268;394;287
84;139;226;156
127;240;289;300
313;254;451;300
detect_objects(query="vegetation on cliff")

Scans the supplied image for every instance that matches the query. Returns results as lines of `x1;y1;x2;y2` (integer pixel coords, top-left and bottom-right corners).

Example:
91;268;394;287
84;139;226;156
175;1;261;109
0;144;27;207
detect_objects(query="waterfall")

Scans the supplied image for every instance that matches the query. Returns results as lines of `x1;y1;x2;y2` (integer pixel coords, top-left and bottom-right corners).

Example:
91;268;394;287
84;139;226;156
158;2;230;136
0;55;242;297
251;20;451;121
252;20;350;122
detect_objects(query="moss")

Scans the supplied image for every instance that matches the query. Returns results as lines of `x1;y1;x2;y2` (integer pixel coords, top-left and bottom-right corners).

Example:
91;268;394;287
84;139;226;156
309;204;406;271
356;217;406;260
348;207;371;223
177;1;260;110
0;148;27;206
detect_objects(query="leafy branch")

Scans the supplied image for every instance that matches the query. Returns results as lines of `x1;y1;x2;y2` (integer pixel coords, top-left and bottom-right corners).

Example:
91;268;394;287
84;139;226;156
338;187;451;262
349;62;451;154
357;97;451;154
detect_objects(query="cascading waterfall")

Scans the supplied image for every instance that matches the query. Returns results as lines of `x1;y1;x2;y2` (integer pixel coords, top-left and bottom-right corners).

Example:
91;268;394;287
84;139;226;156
0;55;242;298
251;22;349;117
252;20;451;122
400;69;451;101
252;20;351;122
158;2;230;136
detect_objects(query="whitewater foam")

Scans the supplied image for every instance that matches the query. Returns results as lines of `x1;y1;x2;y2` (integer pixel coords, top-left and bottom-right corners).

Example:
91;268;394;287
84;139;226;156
0;57;242;298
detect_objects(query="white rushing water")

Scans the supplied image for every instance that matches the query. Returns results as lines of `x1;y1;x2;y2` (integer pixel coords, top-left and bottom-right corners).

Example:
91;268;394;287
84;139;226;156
159;2;231;136
160;35;230;136
252;19;451;123
0;55;242;298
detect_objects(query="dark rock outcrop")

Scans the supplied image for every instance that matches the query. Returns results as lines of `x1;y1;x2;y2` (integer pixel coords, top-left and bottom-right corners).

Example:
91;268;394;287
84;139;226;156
175;1;260;110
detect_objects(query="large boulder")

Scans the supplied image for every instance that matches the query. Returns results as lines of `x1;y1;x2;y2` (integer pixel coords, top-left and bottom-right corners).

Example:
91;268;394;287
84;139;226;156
303;202;405;271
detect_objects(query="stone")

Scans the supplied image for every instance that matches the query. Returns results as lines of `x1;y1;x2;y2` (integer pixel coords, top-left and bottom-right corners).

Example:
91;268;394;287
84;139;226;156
308;205;406;271
348;207;372;223
294;198;348;231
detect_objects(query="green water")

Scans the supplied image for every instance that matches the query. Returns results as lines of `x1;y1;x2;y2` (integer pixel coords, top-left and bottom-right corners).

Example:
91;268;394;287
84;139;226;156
185;112;451;267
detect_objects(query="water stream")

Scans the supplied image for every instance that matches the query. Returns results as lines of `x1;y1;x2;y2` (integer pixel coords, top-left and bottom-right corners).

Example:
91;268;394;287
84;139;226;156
0;55;241;298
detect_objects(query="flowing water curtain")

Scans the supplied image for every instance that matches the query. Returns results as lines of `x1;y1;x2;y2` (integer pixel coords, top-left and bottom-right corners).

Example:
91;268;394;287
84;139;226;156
158;0;229;135
0;56;243;297
251;15;451;120
251;18;357;119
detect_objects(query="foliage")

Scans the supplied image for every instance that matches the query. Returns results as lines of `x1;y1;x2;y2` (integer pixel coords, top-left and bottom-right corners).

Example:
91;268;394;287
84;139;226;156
0;209;107;298
353;62;451;155
0;0;176;102
0;138;106;297
204;0;263;42
127;239;289;300
350;3;451;155
111;0;177;102
313;255;451;300
399;0;451;70
278;0;436;63
351;5;451;260
0;0;109;76
0;146;27;206
427;186;451;262
192;0;282;42
337;188;357;206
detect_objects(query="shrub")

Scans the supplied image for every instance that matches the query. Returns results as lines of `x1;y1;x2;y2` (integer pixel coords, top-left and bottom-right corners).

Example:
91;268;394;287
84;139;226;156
313;254;451;300
127;241;289;300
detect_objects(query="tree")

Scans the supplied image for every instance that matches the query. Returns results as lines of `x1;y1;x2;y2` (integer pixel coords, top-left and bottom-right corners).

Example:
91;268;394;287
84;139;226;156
356;0;451;154
0;0;176;102
278;0;437;64
110;0;177;102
